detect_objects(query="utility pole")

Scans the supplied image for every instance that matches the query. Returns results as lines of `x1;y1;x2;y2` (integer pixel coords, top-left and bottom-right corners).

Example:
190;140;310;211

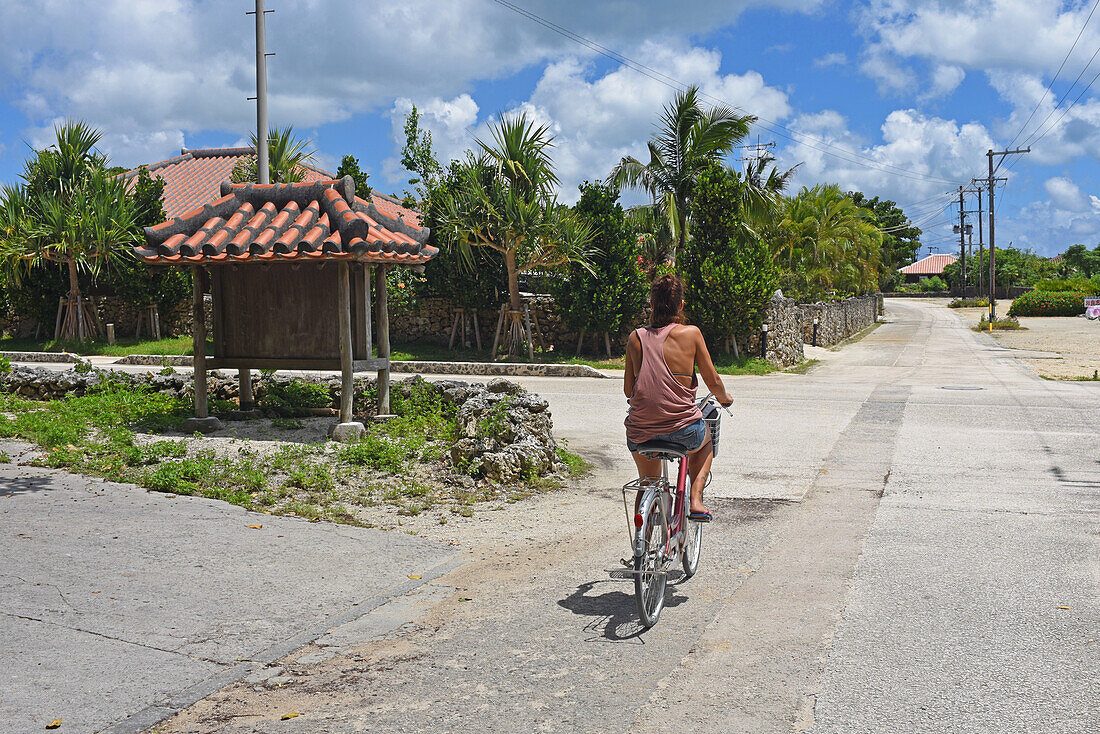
736;138;776;175
957;186;966;299
248;0;274;184
986;147;1029;320
976;188;984;299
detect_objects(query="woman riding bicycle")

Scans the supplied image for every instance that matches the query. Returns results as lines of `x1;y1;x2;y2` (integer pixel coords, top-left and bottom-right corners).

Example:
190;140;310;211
624;274;733;522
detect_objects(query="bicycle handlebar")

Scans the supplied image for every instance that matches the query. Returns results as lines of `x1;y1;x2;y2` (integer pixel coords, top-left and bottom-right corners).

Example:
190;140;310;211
699;392;733;415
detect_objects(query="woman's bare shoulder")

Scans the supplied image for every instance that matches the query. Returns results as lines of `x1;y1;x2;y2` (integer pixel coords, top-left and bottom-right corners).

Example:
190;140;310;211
671;324;703;339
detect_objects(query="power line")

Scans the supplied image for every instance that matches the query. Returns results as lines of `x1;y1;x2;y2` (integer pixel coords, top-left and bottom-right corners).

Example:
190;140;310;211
488;0;964;186
1003;0;1100;151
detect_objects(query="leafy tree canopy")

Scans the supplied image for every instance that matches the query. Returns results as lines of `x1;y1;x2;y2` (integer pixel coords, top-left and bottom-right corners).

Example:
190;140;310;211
848;191;921;291
679;162;778;348
549;181;648;338
335;155;372;200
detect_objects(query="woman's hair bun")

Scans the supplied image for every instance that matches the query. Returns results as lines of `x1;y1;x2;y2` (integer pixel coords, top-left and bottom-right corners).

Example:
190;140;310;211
650;274;684;328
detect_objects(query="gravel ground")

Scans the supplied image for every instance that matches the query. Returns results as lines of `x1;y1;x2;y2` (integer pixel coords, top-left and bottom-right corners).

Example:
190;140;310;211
950;301;1100;379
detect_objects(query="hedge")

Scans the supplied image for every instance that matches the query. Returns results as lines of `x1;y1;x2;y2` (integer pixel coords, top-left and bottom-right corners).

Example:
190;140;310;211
1007;290;1088;317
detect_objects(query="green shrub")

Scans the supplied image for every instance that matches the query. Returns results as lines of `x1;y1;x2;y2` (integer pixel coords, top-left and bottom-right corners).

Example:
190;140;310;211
337;433;409;473
1034;277;1100;295
0;355;11;374
262;378;332;416
948;297;989;308
917;276;947;292
1008;290;1088;317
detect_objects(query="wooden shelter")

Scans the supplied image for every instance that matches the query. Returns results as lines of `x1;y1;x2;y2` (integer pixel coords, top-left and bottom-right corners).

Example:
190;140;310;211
136;176;436;429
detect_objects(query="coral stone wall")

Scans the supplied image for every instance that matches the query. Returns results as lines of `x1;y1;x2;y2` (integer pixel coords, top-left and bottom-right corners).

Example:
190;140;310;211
735;291;805;366
798;294;880;347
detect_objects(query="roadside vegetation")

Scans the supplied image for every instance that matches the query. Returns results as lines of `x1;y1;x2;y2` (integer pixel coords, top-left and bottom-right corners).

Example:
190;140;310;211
1008;291;1089;317
0;375;589;524
975;314;1025;331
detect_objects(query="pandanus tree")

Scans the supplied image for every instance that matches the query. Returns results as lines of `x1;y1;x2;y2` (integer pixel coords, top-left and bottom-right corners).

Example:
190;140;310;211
0;121;138;341
775;184;882;301
608;85;754;256
437;114;593;356
231;125;315;184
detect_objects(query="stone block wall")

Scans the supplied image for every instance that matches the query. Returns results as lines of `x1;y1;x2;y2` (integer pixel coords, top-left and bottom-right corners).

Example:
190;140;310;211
0;295;199;340
798;294;880;347
390;291;807;367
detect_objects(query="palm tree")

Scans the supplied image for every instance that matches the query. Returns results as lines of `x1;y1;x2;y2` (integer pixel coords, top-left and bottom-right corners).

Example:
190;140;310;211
626;205;674;278
231;125;315;184
437;113;593;356
608;85;754;255
0;122;138;341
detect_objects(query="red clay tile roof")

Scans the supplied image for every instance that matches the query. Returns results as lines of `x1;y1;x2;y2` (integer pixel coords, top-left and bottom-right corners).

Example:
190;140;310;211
137;177;436;266
124;147;330;219
899;253;958;276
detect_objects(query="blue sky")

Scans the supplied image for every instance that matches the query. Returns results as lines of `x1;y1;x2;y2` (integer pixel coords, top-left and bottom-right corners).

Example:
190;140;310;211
2;0;1100;257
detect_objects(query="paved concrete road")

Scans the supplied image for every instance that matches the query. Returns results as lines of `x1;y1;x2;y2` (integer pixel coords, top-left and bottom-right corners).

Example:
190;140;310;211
4;298;1097;733
133;297;1097;733
0;461;457;734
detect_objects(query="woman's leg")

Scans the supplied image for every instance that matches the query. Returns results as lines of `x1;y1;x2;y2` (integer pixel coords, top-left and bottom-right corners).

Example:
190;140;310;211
687;429;714;515
631;451;662;481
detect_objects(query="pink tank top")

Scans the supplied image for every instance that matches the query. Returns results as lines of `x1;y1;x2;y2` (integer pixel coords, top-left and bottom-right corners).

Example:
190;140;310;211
624;324;703;444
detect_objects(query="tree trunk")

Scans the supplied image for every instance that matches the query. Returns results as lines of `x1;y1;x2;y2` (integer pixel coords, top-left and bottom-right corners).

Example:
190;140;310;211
504;250;522;311
59;259;98;342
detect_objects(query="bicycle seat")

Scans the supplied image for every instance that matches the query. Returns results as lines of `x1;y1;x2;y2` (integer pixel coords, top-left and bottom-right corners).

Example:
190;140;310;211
635;439;688;461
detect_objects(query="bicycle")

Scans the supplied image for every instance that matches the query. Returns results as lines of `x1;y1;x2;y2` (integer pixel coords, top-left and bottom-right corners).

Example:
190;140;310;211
609;394;730;627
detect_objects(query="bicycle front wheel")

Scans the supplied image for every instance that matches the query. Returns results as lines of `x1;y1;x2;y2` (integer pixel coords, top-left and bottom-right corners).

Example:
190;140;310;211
634;493;669;627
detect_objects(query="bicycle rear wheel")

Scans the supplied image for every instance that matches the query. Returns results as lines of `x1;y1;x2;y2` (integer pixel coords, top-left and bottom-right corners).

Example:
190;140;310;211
634;492;669;627
682;517;702;578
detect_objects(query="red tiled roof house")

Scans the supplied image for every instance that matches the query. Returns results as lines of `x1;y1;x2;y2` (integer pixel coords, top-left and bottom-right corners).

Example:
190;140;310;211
136;169;436;433
898;254;958;283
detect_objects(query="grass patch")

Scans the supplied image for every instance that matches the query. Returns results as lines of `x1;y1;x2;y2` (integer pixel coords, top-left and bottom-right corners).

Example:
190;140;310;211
0;376;568;527
948;297;990;308
1046;370;1100;382
557;447;593;477
0;335;202;357
974;315;1026;331
785;358;820;375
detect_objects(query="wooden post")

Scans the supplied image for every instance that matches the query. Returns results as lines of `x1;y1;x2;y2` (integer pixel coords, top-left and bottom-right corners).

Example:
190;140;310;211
338;262;355;423
491;304;506;359
472;311;482;351
604;331;612;358
363;265;373;357
238;370;254;410
54;297;64;340
192;267;208;419
523;305;535;361
448;310;461;350
375;264;391;414
576;328;585;357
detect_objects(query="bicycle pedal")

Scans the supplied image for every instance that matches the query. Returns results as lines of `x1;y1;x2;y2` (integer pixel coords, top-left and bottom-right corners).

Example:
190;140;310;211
619;558;632;568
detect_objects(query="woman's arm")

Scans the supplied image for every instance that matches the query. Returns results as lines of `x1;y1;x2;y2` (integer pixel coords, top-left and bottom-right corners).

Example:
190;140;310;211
624;330;640;398
692;328;733;406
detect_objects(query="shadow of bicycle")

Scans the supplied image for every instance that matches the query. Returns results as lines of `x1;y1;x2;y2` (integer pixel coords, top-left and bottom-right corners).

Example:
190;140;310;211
557;576;689;643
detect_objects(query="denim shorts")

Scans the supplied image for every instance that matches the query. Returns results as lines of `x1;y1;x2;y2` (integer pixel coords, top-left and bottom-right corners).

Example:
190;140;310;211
627;418;708;454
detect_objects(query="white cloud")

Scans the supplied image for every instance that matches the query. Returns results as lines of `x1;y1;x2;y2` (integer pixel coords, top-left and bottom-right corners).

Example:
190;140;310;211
0;0;825;169
857;0;1100;74
921;64;965;101
814;52;848;68
780;108;993;206
382;41;794;201
1043;176;1089;211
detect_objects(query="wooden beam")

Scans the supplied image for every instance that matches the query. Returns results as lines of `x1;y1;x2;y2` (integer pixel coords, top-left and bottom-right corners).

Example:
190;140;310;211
338;261;354;423
375;264;391;414
205;357;388;371
192;266;208;419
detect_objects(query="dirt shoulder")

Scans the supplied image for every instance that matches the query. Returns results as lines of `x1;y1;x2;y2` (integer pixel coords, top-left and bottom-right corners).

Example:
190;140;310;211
950;302;1100;379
